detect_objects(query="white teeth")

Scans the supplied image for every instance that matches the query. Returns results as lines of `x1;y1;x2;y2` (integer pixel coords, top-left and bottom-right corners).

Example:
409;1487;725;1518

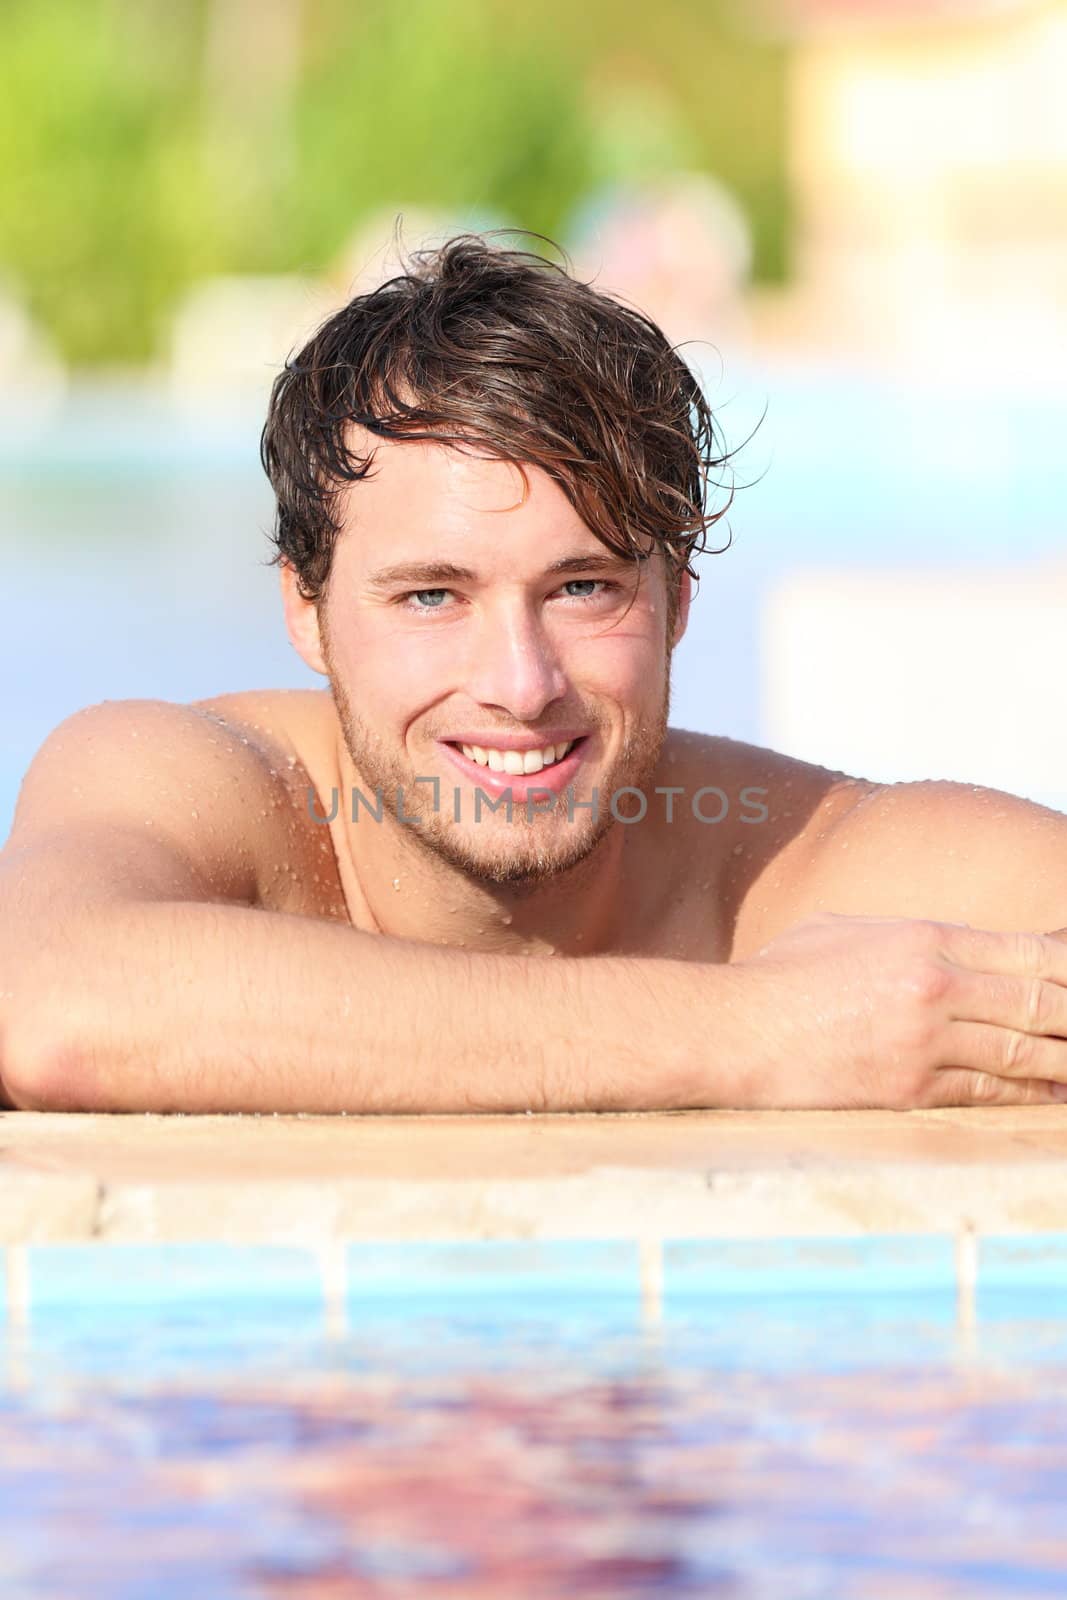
458;740;575;772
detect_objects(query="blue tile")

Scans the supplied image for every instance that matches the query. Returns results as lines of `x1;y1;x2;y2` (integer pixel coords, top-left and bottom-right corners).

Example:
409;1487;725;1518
664;1236;955;1298
28;1244;323;1312
344;1239;641;1304
980;1236;1067;1289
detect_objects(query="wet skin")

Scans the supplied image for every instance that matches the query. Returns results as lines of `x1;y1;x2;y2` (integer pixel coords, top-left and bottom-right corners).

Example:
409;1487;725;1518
181;439;1067;964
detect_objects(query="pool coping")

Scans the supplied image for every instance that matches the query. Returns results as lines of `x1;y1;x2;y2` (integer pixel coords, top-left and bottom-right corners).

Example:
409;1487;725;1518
3;1105;1067;1246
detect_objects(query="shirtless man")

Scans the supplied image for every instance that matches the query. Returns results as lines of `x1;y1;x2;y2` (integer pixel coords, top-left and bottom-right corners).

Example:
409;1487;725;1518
3;235;1067;1115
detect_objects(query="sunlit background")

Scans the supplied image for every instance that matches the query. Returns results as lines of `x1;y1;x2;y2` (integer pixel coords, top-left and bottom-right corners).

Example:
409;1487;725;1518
3;0;1066;841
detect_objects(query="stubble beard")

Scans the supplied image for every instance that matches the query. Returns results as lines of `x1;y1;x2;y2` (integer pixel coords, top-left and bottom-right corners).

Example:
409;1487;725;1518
326;660;674;890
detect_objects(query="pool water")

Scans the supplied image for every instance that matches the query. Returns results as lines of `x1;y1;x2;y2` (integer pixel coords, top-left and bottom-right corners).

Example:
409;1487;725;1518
4;1237;1067;1598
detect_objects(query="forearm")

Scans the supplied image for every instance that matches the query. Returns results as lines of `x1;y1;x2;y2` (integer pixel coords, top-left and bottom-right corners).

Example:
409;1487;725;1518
11;900;759;1114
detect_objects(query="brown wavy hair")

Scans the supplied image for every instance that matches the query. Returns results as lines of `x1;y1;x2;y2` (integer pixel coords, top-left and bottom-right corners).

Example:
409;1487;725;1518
261;232;735;629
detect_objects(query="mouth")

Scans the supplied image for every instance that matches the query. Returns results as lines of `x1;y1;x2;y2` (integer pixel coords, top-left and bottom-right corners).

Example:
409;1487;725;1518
438;736;589;801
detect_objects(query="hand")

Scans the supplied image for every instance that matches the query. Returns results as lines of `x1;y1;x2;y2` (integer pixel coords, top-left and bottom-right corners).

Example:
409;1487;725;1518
737;911;1067;1110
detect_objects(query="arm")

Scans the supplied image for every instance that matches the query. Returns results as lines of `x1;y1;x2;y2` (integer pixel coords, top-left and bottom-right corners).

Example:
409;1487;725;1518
8;896;736;1113
6;710;1067;1114
0;698;734;1113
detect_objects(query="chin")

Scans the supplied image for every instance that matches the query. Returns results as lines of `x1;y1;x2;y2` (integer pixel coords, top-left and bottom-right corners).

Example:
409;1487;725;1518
420;815;608;887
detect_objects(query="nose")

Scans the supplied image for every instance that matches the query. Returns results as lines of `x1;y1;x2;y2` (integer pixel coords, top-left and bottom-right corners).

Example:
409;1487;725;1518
463;599;569;723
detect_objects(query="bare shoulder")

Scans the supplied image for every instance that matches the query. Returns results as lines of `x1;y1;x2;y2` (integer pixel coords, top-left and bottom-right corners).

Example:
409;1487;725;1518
665;728;872;816
187;687;335;769
796;776;1067;933
659;728;876;960
185;687;346;915
4;692;344;918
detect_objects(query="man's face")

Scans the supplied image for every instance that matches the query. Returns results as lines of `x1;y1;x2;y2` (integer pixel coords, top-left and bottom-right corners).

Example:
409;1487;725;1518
287;437;689;886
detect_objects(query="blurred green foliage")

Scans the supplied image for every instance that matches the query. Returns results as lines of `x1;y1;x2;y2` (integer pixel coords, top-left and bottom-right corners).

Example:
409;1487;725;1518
0;0;789;365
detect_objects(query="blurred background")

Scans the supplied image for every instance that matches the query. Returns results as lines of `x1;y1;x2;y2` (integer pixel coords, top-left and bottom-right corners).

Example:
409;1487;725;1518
2;0;1066;841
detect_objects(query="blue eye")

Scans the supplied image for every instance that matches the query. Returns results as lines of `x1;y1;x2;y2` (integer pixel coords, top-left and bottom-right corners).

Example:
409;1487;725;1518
562;579;619;601
409;589;450;609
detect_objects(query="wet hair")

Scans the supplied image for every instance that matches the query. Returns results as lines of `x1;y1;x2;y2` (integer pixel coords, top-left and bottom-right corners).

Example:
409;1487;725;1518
261;232;735;625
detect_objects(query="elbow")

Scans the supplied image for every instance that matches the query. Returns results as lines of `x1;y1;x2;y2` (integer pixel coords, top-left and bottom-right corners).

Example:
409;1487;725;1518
1;1021;89;1113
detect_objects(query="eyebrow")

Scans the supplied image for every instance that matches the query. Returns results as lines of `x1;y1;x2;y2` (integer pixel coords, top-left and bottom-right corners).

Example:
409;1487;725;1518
364;552;645;589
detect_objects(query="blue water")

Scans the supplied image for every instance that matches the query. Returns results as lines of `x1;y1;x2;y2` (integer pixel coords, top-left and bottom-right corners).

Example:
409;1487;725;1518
4;1235;1067;1597
2;360;1065;843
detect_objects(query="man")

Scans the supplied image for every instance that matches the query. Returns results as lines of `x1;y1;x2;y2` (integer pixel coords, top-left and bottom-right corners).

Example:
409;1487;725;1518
3;235;1067;1115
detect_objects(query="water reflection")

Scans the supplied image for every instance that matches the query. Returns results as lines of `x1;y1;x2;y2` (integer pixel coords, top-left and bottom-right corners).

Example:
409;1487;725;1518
3;1316;1067;1599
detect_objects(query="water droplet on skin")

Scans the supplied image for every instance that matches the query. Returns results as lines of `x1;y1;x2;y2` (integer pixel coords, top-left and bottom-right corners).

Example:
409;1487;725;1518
732;843;744;855
392;877;401;890
191;808;199;820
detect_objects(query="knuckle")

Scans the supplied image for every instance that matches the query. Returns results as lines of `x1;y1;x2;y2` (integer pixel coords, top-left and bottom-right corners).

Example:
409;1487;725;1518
903;1063;944;1110
892;1010;939;1061
967;1070;1005;1106
1002;1026;1034;1075
1023;976;1051;1034
1013;929;1048;976
898;954;953;1009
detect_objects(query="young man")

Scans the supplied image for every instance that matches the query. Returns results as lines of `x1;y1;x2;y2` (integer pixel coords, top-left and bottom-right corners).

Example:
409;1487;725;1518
3;236;1067;1115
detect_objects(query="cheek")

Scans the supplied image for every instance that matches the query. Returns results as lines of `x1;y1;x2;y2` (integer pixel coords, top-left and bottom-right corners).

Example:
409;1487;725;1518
346;623;464;734
566;617;668;695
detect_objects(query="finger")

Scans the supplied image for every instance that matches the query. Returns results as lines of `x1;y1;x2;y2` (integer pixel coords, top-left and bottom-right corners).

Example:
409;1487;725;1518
923;1063;1064;1108
939;1019;1067;1092
946;969;1067;1047
934;925;1067;986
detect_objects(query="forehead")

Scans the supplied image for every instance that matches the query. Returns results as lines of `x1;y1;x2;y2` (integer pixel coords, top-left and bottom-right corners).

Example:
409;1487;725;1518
333;434;600;571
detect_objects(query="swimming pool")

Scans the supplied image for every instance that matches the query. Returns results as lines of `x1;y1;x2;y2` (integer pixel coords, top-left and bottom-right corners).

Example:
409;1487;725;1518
4;1235;1067;1597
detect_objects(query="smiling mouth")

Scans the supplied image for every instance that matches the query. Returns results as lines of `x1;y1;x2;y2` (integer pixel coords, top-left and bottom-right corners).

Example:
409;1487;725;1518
446;737;584;776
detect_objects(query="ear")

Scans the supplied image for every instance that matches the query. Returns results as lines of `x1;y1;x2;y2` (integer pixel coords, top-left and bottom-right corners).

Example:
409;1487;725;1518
279;561;329;677
671;568;693;648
